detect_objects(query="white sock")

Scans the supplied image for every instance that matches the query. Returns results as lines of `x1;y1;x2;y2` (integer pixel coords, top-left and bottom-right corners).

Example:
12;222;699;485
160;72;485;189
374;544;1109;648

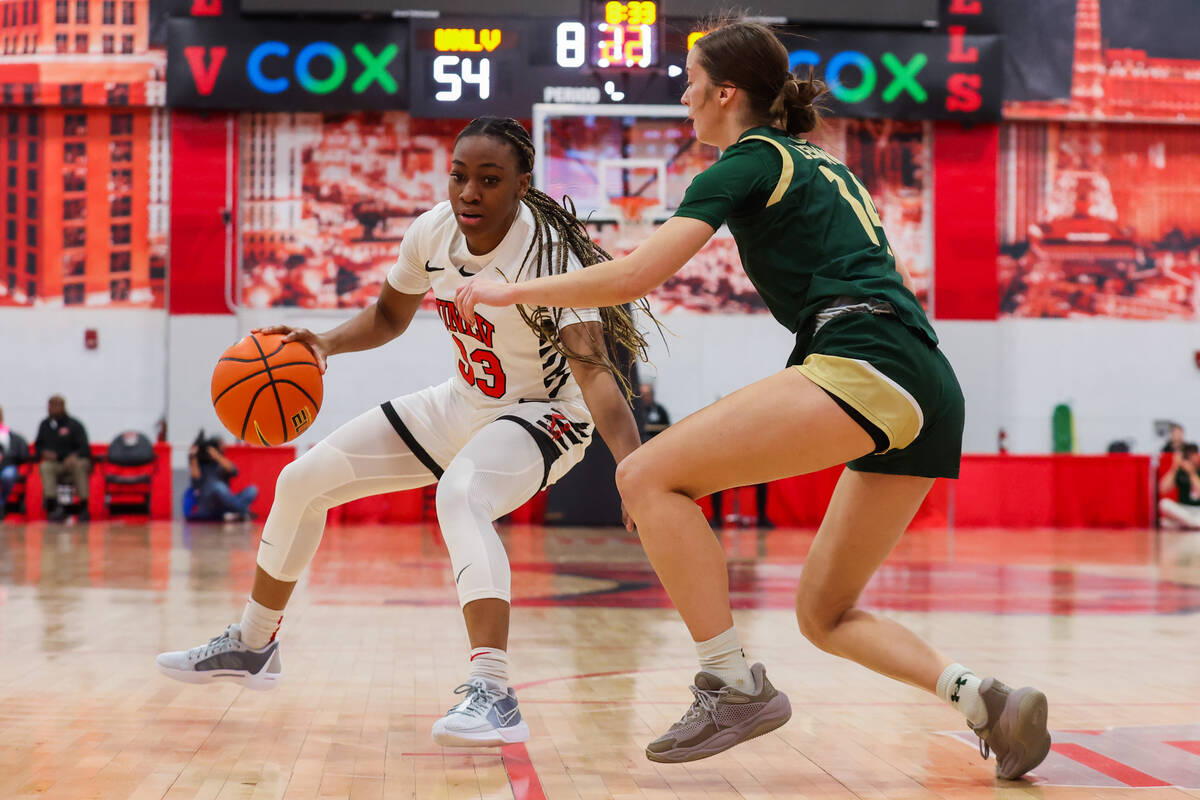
936;662;987;726
696;627;755;694
239;598;284;649
469;647;508;689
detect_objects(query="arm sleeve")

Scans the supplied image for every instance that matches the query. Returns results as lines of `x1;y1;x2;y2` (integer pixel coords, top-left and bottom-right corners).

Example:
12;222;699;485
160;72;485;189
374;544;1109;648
672;146;773;230
386;214;432;295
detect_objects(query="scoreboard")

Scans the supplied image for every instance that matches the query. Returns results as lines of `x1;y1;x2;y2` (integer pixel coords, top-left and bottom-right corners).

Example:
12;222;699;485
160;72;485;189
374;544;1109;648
407;4;683;116
239;0;939;27
167;0;1002;121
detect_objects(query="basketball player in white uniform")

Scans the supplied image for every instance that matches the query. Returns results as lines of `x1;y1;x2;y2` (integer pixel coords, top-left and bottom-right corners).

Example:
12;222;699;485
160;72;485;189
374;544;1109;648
156;118;646;748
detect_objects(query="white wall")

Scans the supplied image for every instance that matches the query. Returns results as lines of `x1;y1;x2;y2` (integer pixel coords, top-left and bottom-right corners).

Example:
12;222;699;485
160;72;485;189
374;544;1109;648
642;313;1200;456
4;307;1197;463
970;318;1200;454
0;308;168;447
166;309;455;467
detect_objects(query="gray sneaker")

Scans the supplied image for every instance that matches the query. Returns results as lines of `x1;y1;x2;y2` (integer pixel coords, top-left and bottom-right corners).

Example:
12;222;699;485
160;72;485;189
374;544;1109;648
969;677;1051;780
645;663;791;763
156;623;281;691
431;678;531;747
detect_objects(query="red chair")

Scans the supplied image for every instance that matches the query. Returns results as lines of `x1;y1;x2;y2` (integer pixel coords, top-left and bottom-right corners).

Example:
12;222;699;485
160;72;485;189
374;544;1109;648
2;440;33;518
3;462;32;517
103;431;157;516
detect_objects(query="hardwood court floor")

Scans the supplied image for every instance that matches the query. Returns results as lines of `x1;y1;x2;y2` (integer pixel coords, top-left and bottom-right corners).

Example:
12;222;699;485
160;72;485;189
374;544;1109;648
1;519;1198;799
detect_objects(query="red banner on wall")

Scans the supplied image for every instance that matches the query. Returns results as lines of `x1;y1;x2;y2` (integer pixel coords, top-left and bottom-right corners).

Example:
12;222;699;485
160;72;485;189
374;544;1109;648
168;111;235;314
933;121;999;319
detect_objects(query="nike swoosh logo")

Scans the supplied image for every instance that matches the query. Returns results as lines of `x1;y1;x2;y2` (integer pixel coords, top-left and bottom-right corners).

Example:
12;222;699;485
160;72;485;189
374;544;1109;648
495;705;520;727
424;260;444;272
455;564;470;584
260;540;274;547
457;265;478;278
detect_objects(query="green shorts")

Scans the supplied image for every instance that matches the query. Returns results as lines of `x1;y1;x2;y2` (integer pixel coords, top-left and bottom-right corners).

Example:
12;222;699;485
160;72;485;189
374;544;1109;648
787;310;964;479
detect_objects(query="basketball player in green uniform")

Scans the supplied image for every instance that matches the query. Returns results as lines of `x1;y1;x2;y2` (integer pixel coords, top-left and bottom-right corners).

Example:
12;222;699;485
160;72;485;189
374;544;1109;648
456;21;1051;780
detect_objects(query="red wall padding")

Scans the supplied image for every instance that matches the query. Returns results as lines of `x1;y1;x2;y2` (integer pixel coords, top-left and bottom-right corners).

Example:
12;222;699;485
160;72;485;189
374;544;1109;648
933;122;1000;320
169;112;236;315
316;454;1149;530
222;444;295;519
11;449;1148;529
22;443;173;521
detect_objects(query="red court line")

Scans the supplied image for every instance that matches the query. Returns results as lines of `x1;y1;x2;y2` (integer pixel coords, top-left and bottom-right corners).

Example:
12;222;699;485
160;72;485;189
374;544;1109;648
513;666;680;692
400;752;501;759
501;742;547;800
1051;743;1171;787
1167;740;1200;756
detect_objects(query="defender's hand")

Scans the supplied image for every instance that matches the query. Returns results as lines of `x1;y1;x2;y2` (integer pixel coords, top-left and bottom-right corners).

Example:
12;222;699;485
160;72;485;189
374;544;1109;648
455;278;515;328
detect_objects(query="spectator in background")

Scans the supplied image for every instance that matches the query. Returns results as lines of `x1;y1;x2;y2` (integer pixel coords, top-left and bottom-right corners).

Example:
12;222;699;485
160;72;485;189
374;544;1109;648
188;432;258;522
1161;423;1185;466
639;381;671;441
34;394;91;522
0;404;31;517
1159;442;1200;529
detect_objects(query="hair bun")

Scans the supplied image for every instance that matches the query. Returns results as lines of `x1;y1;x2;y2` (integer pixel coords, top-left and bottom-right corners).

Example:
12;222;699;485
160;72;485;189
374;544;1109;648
780;76;803;105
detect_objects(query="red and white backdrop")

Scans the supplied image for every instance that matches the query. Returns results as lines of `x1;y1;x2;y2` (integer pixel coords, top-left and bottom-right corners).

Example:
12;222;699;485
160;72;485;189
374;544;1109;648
999;122;1200;320
0;0;167;309
3;0;1197;319
230;114;935;315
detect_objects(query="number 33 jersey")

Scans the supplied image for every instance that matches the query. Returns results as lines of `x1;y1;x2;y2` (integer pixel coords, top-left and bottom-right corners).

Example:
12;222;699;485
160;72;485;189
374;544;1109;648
387;201;601;407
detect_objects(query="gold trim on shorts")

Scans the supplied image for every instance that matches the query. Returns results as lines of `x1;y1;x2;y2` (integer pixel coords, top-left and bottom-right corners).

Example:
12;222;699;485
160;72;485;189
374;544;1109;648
793;355;924;451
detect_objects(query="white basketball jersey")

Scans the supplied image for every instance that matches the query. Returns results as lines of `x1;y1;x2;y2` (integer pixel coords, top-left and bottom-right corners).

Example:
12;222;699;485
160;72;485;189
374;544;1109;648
387;201;602;407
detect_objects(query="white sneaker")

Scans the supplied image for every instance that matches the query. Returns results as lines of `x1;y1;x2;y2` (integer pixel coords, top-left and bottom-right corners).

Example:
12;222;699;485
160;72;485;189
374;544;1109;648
156;623;281;690
431;678;530;747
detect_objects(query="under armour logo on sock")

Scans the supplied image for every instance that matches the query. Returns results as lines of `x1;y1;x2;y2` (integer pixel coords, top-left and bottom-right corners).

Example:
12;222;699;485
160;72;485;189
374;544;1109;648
951;675;968;703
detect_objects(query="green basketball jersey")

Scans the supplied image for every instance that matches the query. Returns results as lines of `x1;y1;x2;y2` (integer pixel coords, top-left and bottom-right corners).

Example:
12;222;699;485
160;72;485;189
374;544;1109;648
673;126;937;348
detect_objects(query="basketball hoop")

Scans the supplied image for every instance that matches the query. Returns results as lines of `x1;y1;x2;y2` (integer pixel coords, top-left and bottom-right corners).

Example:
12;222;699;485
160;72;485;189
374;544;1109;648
610;196;661;251
611;195;659;224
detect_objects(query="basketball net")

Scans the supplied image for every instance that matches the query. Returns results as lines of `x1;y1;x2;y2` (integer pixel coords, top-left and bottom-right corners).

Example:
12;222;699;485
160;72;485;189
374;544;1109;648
610;196;660;254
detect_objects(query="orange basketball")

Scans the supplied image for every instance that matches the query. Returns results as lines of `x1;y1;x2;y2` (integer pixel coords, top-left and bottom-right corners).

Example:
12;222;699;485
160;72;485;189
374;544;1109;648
211;332;323;446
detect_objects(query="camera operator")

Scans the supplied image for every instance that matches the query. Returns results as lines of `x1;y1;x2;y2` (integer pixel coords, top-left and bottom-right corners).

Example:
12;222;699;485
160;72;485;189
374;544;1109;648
187;432;259;522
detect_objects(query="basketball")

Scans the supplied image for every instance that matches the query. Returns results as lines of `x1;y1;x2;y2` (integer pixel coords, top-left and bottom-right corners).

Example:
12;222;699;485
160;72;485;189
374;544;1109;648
210;332;323;446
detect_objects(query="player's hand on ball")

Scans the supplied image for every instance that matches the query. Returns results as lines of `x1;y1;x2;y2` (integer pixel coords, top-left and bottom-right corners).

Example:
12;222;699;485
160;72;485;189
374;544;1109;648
455;278;514;327
251;325;331;373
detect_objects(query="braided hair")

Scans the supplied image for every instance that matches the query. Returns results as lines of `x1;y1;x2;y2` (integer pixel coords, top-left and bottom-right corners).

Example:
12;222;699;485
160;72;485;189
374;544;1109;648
455;116;654;396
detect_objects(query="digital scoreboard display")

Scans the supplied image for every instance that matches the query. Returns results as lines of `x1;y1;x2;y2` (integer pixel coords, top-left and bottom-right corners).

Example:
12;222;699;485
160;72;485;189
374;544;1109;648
240;0;939;27
586;0;661;68
407;9;683;117
168;0;1001;121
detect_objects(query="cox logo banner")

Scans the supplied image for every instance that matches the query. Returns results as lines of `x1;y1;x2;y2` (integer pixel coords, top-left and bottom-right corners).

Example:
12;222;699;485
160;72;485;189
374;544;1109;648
167;18;410;111
783;29;1002;121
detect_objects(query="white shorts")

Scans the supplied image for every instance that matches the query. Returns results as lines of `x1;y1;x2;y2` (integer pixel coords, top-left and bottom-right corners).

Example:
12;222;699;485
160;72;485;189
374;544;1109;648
381;380;595;491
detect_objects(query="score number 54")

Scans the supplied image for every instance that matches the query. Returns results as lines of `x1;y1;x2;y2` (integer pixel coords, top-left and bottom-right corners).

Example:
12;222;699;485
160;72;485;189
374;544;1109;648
433;56;490;101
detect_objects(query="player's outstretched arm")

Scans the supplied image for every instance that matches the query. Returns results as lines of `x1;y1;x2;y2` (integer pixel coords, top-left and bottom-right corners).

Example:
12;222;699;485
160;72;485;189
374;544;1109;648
253;283;425;373
455;217;715;325
561;321;643;532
